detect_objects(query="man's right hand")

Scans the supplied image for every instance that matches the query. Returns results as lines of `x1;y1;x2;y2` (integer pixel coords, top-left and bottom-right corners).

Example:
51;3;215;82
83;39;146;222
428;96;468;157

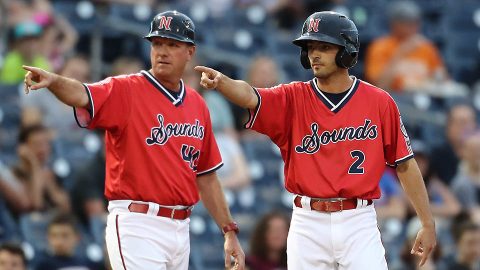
23;65;56;94
194;65;224;89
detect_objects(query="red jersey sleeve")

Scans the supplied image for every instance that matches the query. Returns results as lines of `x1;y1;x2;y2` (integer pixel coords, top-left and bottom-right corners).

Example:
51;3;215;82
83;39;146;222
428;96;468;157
196;105;223;176
382;94;414;167
244;85;290;145
74;76;131;132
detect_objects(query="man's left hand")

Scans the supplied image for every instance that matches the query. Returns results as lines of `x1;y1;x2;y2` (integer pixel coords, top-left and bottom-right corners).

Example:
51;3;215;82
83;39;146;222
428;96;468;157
224;232;245;270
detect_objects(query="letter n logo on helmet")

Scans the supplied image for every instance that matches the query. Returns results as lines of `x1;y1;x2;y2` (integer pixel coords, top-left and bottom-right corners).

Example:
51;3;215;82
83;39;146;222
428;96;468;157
158;16;173;30
308;18;320;32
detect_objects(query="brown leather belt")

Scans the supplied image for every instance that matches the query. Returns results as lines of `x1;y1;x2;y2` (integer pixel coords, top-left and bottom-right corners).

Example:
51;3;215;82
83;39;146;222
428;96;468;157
294;195;372;212
128;202;192;220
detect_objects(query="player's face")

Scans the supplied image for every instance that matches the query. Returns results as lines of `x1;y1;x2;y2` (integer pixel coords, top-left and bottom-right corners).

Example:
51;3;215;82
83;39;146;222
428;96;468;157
307;41;340;79
150;37;195;81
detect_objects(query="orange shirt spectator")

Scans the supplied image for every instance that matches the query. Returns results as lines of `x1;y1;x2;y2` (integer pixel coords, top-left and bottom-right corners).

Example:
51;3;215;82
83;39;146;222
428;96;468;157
365;35;444;92
365;0;447;92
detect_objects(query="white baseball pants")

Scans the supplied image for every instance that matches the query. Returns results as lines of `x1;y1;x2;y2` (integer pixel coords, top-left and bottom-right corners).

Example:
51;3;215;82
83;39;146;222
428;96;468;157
105;200;190;270
288;201;388;270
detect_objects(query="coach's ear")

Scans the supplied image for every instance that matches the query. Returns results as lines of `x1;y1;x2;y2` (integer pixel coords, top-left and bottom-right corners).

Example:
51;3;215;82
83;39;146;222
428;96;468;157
187;45;196;61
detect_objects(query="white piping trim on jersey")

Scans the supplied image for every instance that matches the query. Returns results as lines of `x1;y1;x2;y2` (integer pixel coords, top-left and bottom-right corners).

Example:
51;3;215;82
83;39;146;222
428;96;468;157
84;84;95;120
141;70;185;103
386;153;415;167
312;77;357;111
196;161;223;175
248;87;262;128
395;153;414;164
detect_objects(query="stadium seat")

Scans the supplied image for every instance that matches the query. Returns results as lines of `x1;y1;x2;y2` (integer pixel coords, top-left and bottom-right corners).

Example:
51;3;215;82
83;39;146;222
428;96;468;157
52;1;97;35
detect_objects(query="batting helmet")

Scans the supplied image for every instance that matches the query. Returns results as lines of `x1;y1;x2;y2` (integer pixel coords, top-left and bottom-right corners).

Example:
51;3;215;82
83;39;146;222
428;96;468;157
293;11;359;69
144;11;195;45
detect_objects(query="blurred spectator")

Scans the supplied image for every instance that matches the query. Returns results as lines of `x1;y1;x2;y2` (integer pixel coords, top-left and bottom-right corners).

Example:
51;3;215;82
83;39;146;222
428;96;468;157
451;131;480;224
184;57;250;190
33;213;103;270
0;161;30;213
375;168;407;221
443;221;480;270
37;14;78;72
0;160;28;242
413;140;460;220
411;139;460;256
246;211;289;270
247;56;281;89
184;57;236;136
236;55;282;133
71;132;106;227
215;133;251;190
0;21;50;84
365;0;448;94
0;242;27;270
374;168;407;266
20;54;91;140
11;125;70;213
110;56;144;76
431;103;477;185
266;1;303;32
4;0;35;27
57;54;92;83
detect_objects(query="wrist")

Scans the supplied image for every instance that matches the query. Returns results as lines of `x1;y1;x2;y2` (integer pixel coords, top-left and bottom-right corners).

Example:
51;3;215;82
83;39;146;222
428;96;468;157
421;219;436;229
221;221;239;235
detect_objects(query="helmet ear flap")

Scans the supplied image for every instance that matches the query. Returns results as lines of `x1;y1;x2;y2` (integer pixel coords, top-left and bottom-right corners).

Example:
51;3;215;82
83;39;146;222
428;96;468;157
335;45;358;69
300;48;311;69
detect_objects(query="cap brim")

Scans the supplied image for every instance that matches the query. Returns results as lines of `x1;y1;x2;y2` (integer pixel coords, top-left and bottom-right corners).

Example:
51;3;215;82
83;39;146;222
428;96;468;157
292;33;344;47
144;31;194;45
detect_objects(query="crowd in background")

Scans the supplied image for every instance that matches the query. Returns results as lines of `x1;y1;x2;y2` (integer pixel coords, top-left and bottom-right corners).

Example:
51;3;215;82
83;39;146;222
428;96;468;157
0;0;480;269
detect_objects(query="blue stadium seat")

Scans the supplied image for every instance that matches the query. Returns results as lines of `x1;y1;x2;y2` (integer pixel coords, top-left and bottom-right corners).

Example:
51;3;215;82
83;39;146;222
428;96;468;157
52;1;97;35
442;0;480;31
0;84;21;160
344;0;388;42
443;32;480;84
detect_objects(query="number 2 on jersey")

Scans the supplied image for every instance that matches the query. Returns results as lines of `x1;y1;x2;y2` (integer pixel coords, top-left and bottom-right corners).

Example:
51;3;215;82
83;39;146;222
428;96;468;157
348;150;365;174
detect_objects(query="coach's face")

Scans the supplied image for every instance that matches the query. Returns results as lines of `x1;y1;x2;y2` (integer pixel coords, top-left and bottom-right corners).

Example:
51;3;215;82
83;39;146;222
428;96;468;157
150;37;195;82
307;41;341;79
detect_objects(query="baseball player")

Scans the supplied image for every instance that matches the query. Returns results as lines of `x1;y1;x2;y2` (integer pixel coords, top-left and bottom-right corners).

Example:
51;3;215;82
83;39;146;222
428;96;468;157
196;11;436;269
23;11;245;270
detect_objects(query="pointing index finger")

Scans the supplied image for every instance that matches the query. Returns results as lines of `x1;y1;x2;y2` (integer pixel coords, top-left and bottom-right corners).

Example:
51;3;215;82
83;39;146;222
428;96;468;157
194;65;214;75
22;65;42;74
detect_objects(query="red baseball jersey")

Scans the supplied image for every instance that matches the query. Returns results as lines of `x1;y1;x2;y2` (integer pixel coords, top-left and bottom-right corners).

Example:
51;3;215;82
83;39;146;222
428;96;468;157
245;77;413;199
74;70;223;206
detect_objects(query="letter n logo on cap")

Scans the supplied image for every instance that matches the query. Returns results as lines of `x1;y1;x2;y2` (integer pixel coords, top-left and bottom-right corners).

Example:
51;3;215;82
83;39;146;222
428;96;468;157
308;18;320;32
158;16;173;30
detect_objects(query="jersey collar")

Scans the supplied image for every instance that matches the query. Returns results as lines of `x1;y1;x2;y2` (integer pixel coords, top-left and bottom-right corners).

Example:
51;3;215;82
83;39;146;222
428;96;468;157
141;70;186;106
310;76;360;113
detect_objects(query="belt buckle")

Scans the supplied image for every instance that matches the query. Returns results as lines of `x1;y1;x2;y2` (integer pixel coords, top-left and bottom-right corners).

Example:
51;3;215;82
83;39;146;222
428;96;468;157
170;208;176;219
325;199;343;212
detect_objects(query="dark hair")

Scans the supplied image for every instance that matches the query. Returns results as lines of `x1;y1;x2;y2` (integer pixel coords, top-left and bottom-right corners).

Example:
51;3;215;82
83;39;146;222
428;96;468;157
452;221;480;244
0;242;27;265
249;211;289;267
18;124;48;144
48;213;79;233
